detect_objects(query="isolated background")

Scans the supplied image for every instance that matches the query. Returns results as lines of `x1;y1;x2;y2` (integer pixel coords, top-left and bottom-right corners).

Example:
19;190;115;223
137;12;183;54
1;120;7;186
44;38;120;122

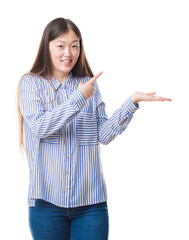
0;0;188;239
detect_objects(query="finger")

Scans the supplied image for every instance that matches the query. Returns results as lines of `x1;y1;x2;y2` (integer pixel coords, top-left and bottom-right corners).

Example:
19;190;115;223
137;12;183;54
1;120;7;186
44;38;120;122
151;96;172;101
161;97;172;101
89;71;103;85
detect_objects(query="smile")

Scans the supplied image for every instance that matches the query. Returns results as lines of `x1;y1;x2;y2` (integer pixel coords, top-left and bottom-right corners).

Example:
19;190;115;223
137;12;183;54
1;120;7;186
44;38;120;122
61;59;72;62
61;59;72;66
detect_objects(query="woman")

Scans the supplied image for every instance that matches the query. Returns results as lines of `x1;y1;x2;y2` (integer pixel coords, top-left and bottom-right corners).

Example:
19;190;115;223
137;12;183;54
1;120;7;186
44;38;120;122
17;17;172;240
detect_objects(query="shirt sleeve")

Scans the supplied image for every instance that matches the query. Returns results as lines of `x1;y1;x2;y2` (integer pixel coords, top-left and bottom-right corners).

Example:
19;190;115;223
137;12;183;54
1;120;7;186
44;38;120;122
19;74;87;139
94;81;139;145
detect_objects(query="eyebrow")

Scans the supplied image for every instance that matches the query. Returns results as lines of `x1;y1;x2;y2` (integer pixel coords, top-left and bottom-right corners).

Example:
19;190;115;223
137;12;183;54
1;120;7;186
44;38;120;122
55;40;79;43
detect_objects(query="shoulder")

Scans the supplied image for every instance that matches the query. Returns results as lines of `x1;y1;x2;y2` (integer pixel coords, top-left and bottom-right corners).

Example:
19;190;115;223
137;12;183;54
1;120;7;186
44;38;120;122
21;73;41;85
21;73;46;82
20;73;50;91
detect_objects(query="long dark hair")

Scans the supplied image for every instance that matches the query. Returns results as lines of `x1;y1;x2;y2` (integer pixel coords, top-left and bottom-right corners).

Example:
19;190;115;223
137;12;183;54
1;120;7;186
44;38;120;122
17;18;100;152
30;17;94;78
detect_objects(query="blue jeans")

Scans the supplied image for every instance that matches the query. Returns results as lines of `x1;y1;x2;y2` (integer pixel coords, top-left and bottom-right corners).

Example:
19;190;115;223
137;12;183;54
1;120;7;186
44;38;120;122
29;199;109;240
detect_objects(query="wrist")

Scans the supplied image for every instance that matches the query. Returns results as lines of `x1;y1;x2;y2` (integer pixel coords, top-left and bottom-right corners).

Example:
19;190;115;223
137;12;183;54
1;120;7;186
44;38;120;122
130;93;139;105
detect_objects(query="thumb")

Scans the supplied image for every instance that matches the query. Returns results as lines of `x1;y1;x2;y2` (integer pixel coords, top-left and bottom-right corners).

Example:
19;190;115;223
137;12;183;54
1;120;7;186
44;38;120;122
147;92;156;96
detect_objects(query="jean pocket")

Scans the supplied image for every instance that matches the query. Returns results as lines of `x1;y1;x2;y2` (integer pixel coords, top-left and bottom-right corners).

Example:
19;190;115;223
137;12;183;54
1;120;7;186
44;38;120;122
77;111;98;145
40;130;60;144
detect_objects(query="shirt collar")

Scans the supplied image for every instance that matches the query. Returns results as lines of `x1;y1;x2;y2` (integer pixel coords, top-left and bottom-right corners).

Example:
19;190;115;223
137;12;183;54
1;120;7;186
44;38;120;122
51;72;75;91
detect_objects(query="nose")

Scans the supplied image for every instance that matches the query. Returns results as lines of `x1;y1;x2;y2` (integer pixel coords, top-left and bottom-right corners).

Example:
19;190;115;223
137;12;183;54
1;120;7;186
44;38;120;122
64;46;72;56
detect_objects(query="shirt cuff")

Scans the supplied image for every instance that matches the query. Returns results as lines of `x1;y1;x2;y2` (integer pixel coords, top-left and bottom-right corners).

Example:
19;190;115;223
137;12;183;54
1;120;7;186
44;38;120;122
123;97;139;114
69;89;87;110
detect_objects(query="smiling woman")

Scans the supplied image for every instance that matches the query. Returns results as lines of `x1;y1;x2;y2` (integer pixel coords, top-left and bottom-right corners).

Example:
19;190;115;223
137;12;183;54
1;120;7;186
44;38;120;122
27;18;93;79
17;17;110;240
17;18;94;148
17;17;172;240
49;31;80;83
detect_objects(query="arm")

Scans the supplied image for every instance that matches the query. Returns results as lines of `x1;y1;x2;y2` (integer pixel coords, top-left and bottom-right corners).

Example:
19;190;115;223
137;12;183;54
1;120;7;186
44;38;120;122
19;75;87;139
94;82;139;145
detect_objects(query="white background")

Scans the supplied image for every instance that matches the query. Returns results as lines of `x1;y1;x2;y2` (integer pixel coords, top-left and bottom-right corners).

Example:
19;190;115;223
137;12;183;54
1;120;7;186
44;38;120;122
0;0;189;239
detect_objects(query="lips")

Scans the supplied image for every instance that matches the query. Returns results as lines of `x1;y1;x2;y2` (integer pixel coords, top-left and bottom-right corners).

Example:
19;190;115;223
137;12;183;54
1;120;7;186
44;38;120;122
61;59;72;66
61;59;72;63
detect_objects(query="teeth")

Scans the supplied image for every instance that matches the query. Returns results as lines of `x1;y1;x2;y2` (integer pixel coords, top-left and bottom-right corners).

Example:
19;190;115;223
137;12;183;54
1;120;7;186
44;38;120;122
63;60;72;62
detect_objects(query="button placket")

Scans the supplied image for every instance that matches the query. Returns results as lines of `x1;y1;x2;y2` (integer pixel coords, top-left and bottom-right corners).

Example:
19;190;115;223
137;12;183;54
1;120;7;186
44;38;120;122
63;99;70;206
65;124;70;193
62;86;67;98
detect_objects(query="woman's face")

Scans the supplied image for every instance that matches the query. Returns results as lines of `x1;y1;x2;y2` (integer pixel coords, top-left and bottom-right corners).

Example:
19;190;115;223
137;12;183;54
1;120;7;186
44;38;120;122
49;30;80;81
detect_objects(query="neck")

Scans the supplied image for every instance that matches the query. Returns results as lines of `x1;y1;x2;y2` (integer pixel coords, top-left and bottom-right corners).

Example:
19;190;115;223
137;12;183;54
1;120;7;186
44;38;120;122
52;71;70;83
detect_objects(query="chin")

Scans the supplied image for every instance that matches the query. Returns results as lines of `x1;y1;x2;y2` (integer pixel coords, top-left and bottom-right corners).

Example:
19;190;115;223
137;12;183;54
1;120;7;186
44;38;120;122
60;67;72;73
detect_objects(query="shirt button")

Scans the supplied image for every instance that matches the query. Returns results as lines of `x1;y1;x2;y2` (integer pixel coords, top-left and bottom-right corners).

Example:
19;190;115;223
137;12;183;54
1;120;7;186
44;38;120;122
66;124;69;127
66;172;69;174
67;140;69;143
132;109;135;112
66;188;69;190
67;156;70;159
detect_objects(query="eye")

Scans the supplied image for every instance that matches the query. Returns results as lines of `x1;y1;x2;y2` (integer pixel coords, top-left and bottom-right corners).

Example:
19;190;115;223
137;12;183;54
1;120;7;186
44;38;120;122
72;45;79;48
57;45;63;48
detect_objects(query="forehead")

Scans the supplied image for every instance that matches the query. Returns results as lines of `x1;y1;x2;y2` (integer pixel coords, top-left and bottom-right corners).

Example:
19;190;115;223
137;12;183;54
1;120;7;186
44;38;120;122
53;30;79;43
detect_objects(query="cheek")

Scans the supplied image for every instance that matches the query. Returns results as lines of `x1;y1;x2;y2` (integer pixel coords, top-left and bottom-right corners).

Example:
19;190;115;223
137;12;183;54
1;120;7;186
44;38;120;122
50;55;59;67
53;52;62;60
74;50;80;62
50;49;62;62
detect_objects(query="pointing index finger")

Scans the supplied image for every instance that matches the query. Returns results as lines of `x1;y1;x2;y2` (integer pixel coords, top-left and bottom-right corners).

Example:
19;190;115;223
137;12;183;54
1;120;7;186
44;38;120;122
89;71;103;84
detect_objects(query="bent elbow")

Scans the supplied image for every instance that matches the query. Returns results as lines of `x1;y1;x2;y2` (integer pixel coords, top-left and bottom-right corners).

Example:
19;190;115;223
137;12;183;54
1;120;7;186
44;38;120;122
98;134;117;145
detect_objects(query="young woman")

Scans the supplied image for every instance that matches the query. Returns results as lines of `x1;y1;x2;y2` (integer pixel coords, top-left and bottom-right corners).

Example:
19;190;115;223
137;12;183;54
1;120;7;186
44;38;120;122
17;17;172;240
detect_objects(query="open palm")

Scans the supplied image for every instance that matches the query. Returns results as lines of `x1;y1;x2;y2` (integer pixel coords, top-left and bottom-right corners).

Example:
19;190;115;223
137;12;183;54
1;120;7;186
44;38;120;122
131;91;172;104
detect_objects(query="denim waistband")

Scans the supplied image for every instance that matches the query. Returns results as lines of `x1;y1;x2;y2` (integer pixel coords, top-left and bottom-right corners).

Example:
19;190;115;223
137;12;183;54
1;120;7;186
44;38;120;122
35;199;107;210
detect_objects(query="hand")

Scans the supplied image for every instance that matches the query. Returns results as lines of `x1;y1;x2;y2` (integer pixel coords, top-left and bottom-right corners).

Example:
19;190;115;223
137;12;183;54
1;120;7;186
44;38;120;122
77;71;103;100
131;92;172;105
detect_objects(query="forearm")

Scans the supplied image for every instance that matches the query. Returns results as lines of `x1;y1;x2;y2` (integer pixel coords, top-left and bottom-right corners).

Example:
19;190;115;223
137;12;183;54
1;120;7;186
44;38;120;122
20;89;87;139
97;97;139;145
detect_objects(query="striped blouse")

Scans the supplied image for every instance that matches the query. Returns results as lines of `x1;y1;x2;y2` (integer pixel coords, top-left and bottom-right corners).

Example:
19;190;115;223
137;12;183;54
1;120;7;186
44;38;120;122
19;71;139;208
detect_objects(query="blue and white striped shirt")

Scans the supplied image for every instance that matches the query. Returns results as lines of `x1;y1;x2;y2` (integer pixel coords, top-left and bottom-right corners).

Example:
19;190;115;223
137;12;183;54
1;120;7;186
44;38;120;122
19;71;139;208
